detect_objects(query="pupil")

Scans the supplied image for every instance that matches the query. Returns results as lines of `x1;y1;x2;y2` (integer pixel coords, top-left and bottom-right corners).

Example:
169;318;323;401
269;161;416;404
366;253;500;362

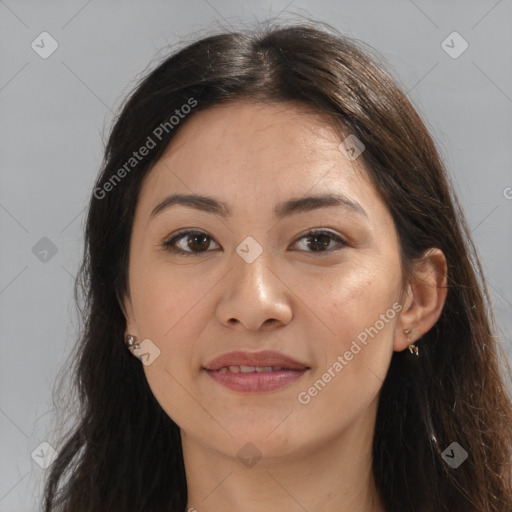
308;234;329;251
189;234;209;251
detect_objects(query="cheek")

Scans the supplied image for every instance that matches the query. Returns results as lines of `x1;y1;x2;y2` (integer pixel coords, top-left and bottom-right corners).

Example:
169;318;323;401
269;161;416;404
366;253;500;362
295;275;398;429
131;266;210;427
314;259;400;386
130;261;207;340
323;258;401;333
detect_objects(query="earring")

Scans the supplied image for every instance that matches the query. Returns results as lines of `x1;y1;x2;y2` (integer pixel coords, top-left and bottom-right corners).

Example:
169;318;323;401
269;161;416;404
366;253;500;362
404;329;419;357
125;334;140;350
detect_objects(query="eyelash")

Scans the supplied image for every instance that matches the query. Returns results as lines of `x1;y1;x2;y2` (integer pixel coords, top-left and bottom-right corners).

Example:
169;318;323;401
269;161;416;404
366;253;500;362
161;228;348;257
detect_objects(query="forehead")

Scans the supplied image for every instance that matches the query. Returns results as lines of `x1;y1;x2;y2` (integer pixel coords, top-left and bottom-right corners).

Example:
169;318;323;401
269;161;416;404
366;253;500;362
137;101;383;220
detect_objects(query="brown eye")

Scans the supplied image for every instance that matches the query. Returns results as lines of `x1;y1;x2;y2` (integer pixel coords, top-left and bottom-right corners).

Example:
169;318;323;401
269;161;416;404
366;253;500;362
292;229;347;254
162;230;220;256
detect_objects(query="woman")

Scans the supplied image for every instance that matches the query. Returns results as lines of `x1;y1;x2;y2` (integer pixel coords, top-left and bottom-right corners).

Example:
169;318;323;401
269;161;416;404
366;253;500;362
43;20;512;512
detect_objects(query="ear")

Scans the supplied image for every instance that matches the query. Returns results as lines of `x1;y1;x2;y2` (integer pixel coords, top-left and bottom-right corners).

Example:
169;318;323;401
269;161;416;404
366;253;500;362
394;248;448;352
117;290;139;340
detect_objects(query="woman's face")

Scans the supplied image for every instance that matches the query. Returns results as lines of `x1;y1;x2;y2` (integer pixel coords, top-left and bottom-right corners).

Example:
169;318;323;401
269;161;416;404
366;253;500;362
124;101;406;462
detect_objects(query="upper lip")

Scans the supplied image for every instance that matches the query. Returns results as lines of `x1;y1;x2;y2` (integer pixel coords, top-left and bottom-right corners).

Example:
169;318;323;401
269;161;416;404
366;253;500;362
204;350;309;371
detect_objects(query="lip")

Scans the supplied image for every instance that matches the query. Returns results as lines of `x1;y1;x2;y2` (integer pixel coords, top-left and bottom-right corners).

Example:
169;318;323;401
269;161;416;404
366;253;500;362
203;350;310;393
204;350;309;371
205;368;308;393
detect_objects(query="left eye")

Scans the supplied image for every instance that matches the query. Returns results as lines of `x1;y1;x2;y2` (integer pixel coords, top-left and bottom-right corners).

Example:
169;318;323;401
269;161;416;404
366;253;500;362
161;229;347;256
293;229;347;253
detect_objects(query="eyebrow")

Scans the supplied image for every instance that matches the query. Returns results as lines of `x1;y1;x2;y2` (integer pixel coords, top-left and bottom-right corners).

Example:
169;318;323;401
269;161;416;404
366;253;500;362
150;192;368;220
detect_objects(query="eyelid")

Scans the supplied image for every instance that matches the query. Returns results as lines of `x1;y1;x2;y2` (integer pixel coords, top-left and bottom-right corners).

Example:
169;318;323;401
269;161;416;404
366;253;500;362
293;227;347;246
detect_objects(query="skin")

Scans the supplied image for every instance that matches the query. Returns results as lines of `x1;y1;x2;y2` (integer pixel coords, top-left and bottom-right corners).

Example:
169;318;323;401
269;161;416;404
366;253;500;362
122;101;447;512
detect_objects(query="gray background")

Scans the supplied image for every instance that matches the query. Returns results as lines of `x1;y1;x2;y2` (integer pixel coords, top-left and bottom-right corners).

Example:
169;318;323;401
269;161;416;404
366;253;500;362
1;0;511;510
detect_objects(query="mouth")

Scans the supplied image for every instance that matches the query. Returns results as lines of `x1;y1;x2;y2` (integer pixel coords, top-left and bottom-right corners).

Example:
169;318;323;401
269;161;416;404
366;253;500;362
203;350;310;393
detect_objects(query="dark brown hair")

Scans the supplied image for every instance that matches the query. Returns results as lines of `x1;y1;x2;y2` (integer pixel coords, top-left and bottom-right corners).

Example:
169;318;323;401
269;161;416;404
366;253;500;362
43;20;512;512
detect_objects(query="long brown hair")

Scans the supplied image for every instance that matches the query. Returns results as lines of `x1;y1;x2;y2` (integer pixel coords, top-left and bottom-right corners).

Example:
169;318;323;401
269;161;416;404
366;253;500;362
43;20;512;512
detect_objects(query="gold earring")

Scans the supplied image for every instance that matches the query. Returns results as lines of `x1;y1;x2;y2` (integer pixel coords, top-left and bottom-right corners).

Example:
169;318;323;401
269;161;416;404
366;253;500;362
404;329;419;357
125;334;140;350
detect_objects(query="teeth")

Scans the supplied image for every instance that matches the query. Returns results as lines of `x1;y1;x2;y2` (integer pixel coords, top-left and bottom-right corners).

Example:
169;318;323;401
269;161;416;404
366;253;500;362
217;365;284;373
255;366;273;373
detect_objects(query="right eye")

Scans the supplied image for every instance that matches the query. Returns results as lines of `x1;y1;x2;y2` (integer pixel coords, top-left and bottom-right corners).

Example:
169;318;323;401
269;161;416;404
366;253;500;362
161;229;220;257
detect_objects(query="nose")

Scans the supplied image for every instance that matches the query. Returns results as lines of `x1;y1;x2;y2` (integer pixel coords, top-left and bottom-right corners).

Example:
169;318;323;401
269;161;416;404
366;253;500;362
215;247;293;331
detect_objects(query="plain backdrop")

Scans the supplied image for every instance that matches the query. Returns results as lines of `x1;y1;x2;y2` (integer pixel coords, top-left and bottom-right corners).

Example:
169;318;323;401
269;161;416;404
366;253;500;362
1;1;511;510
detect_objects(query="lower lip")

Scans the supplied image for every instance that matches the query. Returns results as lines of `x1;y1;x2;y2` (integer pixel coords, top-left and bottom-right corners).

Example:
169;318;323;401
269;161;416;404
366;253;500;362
205;368;308;392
